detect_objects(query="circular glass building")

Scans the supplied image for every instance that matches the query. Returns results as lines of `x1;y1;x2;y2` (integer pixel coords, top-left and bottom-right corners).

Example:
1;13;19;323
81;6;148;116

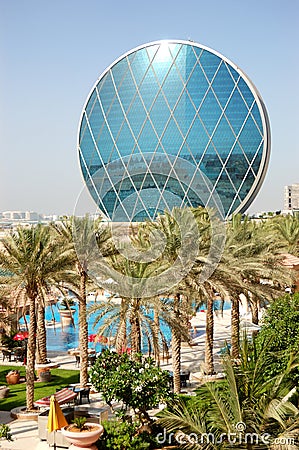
78;40;270;221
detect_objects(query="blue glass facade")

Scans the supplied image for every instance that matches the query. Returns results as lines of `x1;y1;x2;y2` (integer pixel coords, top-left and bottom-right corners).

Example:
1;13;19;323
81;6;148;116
78;40;270;221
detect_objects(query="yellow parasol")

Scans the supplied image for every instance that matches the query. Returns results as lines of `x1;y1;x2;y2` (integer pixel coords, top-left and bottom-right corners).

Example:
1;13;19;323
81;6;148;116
47;395;68;449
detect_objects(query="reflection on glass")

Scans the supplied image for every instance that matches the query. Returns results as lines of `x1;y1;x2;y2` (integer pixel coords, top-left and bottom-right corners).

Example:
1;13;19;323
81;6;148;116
79;41;269;221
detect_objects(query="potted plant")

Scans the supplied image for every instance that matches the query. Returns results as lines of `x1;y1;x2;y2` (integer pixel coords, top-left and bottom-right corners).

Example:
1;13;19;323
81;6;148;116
38;370;51;382
59;297;76;310
61;417;104;450
59;297;76;326
0;385;10;399
5;370;20;385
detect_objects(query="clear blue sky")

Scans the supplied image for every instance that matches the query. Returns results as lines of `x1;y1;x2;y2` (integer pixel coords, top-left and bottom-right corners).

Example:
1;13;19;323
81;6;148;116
1;0;298;215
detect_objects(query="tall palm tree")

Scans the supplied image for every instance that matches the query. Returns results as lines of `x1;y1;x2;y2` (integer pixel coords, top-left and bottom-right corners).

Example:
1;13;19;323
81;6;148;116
52;215;113;387
145;208;202;393
35;287;57;364
171;292;182;393
185;208;229;375
189;260;241;374
88;256;175;357
0;224;74;410
224;215;294;359
189;213;293;371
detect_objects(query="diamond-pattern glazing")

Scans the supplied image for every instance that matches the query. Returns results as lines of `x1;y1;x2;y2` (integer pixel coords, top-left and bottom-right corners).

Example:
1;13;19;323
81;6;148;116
78;40;270;221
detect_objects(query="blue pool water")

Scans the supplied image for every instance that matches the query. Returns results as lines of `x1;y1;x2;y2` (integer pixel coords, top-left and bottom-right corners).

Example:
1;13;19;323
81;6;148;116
20;299;231;354
20;301;172;354
46;303;115;354
198;300;231;311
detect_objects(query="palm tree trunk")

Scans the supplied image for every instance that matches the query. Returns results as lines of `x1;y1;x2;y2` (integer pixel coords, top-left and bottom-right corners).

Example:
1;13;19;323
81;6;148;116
36;301;47;364
116;323;127;354
172;293;181;394
205;296;214;375
130;302;141;354
181;295;189;342
231;297;240;359
162;336;170;364
153;308;160;366
26;295;37;411
251;295;259;325
79;270;89;387
116;299;127;354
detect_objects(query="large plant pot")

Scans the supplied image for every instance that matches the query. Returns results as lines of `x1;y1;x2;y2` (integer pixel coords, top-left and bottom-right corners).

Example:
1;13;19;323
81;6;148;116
39;369;51;382
59;309;75;327
6;373;20;385
61;423;104;450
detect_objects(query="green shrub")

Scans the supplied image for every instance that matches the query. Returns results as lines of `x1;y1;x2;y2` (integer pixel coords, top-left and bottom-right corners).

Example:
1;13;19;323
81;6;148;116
96;420;176;449
89;350;174;423
96;420;151;450
255;293;299;381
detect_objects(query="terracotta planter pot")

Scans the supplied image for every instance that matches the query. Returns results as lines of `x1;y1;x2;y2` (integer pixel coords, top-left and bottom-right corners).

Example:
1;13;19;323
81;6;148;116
39;370;51;382
61;423;104;449
6;373;20;385
36;368;45;378
59;309;75;326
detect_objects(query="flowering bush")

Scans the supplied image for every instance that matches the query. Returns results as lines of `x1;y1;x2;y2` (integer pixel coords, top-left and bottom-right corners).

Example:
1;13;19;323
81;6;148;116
89;350;173;423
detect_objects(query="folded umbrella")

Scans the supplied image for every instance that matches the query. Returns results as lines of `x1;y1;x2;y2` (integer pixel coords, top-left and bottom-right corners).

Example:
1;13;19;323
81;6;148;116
47;395;68;450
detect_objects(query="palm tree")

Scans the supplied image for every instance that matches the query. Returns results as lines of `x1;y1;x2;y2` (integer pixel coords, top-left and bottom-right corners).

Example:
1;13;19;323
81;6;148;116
52;215;113;387
88;257;175;357
271;214;299;256
35;288;57;364
189;213;294;371
145;208;202;393
223;215;294;359
185;208;229;375
245;218;296;325
0;224;74;410
189;261;240;374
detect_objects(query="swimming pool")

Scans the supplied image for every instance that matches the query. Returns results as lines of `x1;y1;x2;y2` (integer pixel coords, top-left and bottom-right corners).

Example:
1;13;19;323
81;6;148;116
20;301;172;354
20;298;230;354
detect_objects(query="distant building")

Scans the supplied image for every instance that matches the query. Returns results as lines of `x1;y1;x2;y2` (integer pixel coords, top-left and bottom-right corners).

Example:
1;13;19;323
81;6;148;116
1;210;43;223
284;184;299;211
25;211;40;221
2;211;25;220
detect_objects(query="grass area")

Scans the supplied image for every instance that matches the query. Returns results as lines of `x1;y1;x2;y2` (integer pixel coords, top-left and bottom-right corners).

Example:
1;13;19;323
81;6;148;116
0;365;80;411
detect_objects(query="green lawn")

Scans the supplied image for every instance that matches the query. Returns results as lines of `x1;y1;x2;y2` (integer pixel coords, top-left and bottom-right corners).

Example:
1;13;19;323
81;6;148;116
0;365;80;411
